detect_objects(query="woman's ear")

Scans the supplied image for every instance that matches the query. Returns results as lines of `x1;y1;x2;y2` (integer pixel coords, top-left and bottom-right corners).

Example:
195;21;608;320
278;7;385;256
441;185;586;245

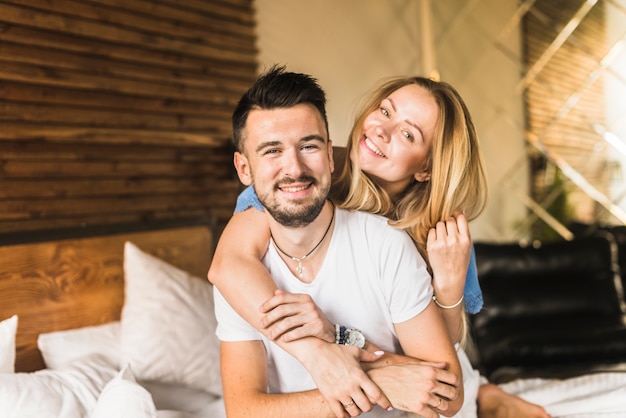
414;171;431;182
233;152;253;186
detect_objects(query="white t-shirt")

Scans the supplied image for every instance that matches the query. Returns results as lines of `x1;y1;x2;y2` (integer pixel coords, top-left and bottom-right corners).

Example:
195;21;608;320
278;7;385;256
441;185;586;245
214;208;433;417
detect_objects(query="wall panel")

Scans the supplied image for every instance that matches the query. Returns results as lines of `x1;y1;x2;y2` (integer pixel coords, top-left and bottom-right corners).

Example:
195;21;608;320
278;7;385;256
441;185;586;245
0;0;257;235
523;0;609;229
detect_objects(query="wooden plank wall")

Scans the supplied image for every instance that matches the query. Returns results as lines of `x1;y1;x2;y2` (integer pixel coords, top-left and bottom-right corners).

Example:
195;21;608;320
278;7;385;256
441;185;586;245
0;0;257;236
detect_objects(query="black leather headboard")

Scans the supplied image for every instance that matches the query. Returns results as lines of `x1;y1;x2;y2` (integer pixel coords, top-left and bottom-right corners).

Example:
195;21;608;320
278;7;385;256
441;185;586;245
470;236;626;381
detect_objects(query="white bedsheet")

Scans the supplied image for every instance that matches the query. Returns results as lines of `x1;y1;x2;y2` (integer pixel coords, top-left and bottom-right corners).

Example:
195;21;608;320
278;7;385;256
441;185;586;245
499;372;626;417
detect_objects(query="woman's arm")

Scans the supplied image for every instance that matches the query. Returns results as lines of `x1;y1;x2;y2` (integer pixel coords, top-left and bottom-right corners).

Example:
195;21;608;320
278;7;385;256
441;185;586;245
208;209;276;328
208;208;390;416
394;302;464;417
426;213;472;343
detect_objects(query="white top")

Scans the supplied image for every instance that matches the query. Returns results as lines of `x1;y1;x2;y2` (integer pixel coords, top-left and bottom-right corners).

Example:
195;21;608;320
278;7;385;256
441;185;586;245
214;208;433;417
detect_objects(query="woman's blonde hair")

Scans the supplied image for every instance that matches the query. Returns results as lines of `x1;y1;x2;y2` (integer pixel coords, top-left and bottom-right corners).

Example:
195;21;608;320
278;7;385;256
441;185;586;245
336;76;487;261
333;76;488;345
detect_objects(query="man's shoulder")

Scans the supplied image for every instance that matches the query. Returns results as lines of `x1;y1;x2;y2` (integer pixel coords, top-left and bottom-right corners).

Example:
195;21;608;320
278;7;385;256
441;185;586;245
336;208;407;236
336;207;389;223
335;208;426;268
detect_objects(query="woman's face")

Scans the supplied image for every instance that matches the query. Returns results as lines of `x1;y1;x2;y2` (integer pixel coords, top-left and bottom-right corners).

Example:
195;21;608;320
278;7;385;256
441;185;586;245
356;84;438;197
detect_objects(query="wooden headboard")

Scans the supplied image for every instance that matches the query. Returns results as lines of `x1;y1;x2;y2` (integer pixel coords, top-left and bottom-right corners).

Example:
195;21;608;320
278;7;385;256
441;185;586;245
0;220;215;373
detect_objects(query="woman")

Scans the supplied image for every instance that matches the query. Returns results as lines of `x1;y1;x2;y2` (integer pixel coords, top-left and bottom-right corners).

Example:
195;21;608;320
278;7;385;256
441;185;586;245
209;76;550;418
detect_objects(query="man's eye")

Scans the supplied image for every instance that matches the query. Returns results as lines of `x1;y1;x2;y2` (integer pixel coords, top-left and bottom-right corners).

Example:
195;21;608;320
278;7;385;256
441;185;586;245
264;149;280;155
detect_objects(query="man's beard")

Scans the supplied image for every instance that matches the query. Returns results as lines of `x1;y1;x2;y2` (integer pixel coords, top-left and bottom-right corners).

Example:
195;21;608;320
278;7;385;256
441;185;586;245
256;177;330;228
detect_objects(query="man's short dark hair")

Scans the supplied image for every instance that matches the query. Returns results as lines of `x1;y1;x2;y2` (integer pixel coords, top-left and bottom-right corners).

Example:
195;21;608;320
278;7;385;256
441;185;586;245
231;65;329;152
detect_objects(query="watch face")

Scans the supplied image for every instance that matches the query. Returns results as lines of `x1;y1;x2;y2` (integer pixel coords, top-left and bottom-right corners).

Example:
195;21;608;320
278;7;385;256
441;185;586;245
346;329;365;349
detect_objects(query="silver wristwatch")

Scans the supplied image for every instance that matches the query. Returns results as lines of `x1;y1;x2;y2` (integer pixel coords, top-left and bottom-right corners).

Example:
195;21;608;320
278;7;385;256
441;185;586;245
344;328;366;349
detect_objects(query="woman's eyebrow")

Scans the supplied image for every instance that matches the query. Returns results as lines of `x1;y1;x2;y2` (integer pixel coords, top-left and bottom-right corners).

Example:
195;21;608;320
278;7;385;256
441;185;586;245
385;97;397;112
388;97;420;132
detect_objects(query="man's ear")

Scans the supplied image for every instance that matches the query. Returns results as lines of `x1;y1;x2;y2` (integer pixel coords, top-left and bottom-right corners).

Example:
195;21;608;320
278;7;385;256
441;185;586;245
233;152;252;186
414;171;431;182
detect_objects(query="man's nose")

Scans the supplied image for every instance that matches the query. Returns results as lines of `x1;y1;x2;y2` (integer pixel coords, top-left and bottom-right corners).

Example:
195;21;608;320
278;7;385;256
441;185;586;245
283;149;305;177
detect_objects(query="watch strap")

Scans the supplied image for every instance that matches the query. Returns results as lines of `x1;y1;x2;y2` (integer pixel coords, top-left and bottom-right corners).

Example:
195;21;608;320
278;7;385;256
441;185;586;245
335;324;347;345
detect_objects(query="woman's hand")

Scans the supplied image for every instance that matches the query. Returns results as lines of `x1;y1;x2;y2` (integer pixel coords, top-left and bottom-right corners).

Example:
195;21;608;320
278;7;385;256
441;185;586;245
260;289;336;343
364;342;459;417
426;212;471;305
368;360;458;418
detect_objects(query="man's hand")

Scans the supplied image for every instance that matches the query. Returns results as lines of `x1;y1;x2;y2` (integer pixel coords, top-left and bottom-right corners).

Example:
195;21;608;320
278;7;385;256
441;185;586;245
303;342;391;417
259;290;391;417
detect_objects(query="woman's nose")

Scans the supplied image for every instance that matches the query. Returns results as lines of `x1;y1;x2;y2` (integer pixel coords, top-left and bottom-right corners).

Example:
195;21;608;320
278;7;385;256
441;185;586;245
376;124;391;143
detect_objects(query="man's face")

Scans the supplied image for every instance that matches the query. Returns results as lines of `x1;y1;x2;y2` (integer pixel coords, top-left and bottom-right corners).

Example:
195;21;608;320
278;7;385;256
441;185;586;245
234;104;334;228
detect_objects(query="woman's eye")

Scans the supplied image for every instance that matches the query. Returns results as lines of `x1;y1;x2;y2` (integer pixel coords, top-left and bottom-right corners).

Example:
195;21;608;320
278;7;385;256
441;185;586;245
403;131;414;141
380;107;390;117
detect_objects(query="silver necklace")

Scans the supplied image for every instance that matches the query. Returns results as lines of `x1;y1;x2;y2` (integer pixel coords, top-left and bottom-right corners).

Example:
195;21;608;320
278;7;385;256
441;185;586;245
270;201;335;278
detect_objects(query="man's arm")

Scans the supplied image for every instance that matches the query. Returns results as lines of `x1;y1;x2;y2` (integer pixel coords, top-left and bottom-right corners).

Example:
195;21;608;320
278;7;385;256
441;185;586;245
257;290;463;418
220;340;340;418
210;224;389;418
221;339;455;418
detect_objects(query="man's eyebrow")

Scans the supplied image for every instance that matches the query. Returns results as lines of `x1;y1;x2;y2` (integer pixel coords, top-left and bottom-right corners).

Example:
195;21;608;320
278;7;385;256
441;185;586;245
255;135;326;153
301;134;326;143
255;140;281;153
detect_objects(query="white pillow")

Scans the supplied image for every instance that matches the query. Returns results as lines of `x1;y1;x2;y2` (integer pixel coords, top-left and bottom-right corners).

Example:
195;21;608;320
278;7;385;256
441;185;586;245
38;321;121;370
142;380;223;416
120;242;222;396
91;364;157;418
0;315;18;374
0;354;117;418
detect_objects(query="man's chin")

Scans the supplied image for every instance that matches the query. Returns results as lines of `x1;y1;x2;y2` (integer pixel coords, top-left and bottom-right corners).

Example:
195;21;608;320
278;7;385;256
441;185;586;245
268;203;323;227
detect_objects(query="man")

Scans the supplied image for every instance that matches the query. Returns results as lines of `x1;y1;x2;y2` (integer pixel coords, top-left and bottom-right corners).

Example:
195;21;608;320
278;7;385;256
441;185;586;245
213;66;463;418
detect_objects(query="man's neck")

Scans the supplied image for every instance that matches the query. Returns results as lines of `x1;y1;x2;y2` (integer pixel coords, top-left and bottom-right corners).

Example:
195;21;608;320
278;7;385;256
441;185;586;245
268;201;335;282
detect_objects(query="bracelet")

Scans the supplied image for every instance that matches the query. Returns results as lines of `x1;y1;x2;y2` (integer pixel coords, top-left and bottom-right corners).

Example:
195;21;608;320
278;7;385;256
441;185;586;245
432;294;464;309
335;324;346;345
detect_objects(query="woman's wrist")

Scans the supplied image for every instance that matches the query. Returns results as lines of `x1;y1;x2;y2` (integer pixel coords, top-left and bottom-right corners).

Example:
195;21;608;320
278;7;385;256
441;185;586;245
432;294;464;309
431;278;464;307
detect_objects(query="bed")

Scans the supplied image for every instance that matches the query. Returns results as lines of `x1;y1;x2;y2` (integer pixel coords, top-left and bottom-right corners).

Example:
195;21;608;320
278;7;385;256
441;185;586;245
2;218;626;418
0;219;226;418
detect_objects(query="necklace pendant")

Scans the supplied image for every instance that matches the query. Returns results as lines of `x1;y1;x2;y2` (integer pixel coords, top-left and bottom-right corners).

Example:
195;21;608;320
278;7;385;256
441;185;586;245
270;200;335;280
